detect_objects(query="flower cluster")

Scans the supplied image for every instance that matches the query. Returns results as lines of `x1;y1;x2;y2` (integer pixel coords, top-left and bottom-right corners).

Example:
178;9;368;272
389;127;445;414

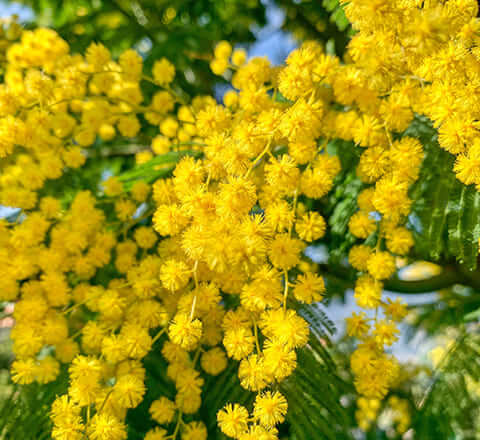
150;39;341;438
338;0;479;408
0;30;337;439
2;0;480;437
339;0;480;187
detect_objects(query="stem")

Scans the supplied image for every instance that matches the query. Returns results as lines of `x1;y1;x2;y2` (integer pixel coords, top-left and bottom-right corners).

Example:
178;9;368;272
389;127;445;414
283;269;289;311
166;412;183;439
99;389;113;413
192;347;202;366
62;288;106;315
245;137;273;178
289;189;298;236
190;295;197;320
152;328;167;343
252;317;261;354
192;260;199;288
417;330;467;409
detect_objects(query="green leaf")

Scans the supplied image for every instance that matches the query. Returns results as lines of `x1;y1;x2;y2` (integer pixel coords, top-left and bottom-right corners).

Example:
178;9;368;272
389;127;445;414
117;149;202;189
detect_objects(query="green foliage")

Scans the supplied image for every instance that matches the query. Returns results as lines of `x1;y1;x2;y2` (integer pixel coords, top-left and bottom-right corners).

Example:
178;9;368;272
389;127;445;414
0;372;68;439
282;306;354;440
407;116;480;270
414;331;480;439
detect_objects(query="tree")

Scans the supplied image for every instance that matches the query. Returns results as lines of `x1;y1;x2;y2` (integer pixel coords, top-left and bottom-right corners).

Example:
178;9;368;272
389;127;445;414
1;1;480;439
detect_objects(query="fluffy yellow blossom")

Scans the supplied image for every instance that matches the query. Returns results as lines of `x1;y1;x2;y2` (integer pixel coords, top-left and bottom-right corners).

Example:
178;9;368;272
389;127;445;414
354;275;382;309
253;391;288;428
201;347;228;375
293;272;325;303
295;212;326;242
217;403;249;438
150;397;176;425
153;58;175;85
169;314;203;350
346;312;370;338
349;212;376;239
367;251;396;280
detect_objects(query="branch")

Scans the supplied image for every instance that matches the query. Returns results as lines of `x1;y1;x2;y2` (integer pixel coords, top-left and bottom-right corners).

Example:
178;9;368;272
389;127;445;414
94;144;150;157
384;266;463;293
318;263;480;294
108;0;158;44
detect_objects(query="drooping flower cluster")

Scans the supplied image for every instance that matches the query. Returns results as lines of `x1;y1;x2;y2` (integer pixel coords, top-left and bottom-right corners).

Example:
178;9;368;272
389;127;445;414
339;0;480;187
2;0;480;437
338;0;479;408
0;28;335;440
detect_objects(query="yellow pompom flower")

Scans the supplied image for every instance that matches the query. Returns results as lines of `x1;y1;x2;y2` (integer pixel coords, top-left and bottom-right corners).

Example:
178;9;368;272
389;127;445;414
145;427;168;440
103;176;123;197
223;90;239;107
354;275;382;309
349;245;373;271
115;199;136;221
367;251;396;280
238;354;270;391
386;227;414;255
112;374;146;409
169;313;203;350
36;356;60;384
153;204;190;236
160;259;190;291
130;181;150;202
152;135;171;155
346;312;370;338
119;49;143;80
260;309;309;349
217;403;249;439
231;48;247;66
201;347;228;375
153;58;175;85
134;226;157;249
263;341;297;381
348;211;376;239
11;358;37;384
295;211;326;242
175;391;202;414
215;41;233;59
182;421;207;440
85;42;111;69
253;391;288;428
293;272;325;303
383;298;408;322
268;234;304;270
223;327;255;360
210;58;229;75
87;414;127;440
149;397;176;425
373;319;400;347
